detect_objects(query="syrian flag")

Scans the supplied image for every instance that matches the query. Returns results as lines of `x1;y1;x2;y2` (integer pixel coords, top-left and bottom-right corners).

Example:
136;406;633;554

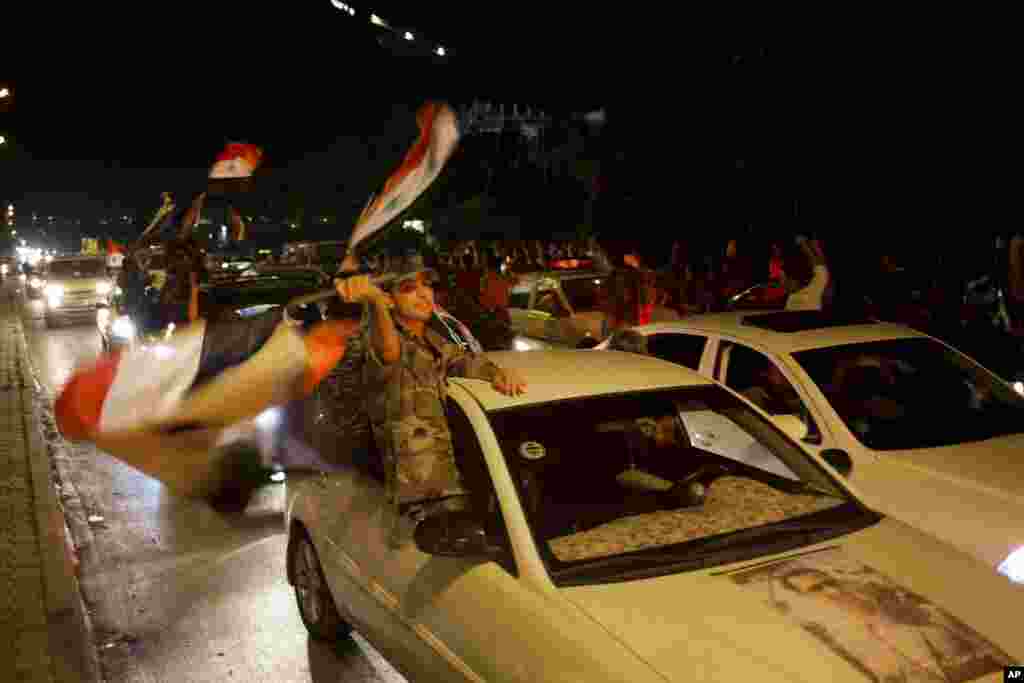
55;315;361;498
209;143;264;180
54;103;461;499
106;239;126;268
347;101;461;252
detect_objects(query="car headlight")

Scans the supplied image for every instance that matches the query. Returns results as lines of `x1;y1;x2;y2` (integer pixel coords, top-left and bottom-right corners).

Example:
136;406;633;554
512;336;550;351
29;277;42;289
997;547;1024;584
96;281;112;295
255;407;282;431
44;283;64;298
111;316;135;340
1;264;8;274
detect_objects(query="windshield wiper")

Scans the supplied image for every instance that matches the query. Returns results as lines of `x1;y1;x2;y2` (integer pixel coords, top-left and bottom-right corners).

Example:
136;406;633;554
554;519;851;581
789;481;844;498
689;518;851;556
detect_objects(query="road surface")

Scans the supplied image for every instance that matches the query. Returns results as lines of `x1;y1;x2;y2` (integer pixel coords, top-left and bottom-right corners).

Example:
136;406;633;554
15;284;406;683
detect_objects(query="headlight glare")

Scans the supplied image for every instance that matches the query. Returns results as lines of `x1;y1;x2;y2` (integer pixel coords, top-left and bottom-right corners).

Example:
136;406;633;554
96;281;112;295
997;546;1024;584
111;316;135;340
255;407;282;431
44;284;64;298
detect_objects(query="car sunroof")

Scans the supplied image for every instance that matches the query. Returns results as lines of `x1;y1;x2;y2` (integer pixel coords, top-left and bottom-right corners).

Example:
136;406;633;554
740;311;874;333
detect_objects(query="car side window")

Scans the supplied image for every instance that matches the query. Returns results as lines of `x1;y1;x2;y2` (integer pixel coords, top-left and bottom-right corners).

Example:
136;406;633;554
646;333;707;371
609;330;647;355
446;400;514;564
719;343;822;444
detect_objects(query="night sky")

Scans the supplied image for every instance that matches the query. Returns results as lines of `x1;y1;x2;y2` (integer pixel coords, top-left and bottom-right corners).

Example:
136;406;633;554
3;6;1004;245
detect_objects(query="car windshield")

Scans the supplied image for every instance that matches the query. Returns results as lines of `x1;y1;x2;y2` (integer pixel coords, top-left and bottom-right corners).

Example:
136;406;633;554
561;276;607;313
793;337;1024;451
48;260;106;277
488;386;865;583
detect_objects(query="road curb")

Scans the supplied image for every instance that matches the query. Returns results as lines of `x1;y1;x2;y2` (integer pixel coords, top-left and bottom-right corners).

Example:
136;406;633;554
15;306;102;683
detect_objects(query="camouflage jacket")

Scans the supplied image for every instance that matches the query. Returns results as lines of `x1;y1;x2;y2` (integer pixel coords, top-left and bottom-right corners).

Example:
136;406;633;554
364;319;501;505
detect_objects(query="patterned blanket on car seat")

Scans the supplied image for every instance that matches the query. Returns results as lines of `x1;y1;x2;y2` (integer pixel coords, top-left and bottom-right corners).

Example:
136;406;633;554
549;476;841;563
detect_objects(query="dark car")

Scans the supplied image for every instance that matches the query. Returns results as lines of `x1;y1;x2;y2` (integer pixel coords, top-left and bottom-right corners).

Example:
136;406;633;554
98;267;331;352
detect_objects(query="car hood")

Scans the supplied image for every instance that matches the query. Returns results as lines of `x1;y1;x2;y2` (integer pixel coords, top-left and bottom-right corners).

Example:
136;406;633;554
49;276;107;293
561;520;1019;683
884;432;1024;502
852;432;1024;568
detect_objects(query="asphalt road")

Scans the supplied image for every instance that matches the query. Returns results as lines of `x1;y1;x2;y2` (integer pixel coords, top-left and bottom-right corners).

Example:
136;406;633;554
14;283;406;683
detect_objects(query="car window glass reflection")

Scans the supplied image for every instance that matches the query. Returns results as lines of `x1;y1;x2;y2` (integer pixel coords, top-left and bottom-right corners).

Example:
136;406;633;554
795;338;1024;450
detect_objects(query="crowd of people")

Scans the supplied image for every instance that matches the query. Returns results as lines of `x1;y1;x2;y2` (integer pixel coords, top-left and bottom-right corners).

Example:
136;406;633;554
422;230;1024;350
409;233;834;339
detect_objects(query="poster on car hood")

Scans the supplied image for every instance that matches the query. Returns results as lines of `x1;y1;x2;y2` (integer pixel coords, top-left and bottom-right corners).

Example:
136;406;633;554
729;549;1011;683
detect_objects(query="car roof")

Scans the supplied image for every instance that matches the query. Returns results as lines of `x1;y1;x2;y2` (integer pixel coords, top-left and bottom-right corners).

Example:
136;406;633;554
625;311;927;353
511;269;609;289
450;349;712;411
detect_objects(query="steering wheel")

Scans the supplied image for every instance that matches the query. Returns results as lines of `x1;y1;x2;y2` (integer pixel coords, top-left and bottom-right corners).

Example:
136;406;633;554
658;462;734;509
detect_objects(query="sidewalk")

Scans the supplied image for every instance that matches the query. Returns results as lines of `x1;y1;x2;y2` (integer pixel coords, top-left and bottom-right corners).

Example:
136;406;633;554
0;293;99;683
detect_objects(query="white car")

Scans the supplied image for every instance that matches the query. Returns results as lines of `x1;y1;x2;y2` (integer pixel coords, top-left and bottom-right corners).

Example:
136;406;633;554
284;350;1020;683
41;256;115;328
508;268;609;348
596;310;1024;577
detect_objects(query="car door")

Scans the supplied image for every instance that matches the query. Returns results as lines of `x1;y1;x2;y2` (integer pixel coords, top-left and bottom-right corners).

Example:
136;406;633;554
713;340;830;453
406;396;612;683
343;399;521;682
315;457;459;680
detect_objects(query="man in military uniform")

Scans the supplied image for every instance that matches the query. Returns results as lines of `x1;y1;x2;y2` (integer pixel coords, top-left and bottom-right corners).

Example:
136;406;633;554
335;253;527;510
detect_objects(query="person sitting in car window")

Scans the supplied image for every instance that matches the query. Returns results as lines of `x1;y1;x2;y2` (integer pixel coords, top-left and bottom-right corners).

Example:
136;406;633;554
741;364;804;416
335;252;527;515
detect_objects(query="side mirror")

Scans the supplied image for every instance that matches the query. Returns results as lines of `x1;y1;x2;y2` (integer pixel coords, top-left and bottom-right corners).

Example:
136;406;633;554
771;414;806;442
413;509;505;558
821;448;853;477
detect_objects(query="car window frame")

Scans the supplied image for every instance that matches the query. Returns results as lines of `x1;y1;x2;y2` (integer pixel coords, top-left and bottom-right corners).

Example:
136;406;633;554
446;386;534;580
446;399;514;559
715;338;830;446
